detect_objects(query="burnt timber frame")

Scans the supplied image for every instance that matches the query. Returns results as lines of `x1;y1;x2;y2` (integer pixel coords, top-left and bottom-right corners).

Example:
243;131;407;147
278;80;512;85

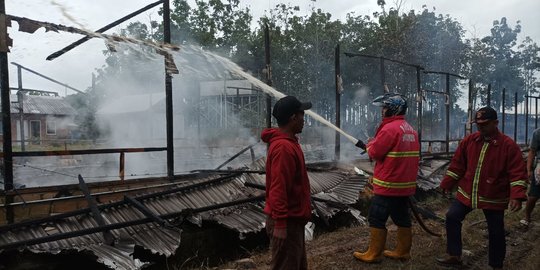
1;0;14;223
0;194;264;251
334;44;341;161
1;1;174;223
525;95;540;145
423;70;466;154
264;24;272;128
0;172;243;234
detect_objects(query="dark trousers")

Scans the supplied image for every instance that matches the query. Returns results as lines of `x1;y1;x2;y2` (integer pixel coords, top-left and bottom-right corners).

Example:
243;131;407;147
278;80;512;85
266;217;307;270
445;200;505;268
368;195;412;229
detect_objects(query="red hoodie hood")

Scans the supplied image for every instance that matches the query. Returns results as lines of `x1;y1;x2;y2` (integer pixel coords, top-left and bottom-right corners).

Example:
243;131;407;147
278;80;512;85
261;128;298;144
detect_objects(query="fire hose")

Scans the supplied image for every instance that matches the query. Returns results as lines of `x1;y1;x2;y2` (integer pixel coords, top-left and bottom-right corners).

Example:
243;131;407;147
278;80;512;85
408;196;442;237
361;178;442;237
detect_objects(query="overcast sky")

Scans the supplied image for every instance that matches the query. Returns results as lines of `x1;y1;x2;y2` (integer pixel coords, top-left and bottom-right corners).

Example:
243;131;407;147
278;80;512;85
5;0;540;95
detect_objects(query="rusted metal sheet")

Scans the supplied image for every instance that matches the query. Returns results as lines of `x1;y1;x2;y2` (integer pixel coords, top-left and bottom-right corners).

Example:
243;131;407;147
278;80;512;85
0;160;367;269
10;95;76;115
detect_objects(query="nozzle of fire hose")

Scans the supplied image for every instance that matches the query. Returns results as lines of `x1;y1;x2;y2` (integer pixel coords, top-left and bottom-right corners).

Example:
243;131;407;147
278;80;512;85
355;139;366;150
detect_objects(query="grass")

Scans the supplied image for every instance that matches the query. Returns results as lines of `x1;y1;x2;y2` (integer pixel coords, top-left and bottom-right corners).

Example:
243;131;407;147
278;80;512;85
12;141;101;152
214;199;540;270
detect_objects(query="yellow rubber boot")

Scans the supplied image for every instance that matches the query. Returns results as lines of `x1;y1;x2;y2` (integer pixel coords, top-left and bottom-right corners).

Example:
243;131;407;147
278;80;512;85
383;227;412;260
353;227;387;263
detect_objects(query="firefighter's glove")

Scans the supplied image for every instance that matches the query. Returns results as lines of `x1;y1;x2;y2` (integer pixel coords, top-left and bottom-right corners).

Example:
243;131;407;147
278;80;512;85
355;139;366;150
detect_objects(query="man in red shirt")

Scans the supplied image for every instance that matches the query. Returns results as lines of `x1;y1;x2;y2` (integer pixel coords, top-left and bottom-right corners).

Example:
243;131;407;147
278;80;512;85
353;93;420;263
261;96;312;270
437;107;528;270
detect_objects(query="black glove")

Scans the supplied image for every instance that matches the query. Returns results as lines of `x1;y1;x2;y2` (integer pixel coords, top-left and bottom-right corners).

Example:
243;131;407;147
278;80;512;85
355;139;366;150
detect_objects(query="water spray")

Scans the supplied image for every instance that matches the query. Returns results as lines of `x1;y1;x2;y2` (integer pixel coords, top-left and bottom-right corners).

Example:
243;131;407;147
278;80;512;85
203;48;367;150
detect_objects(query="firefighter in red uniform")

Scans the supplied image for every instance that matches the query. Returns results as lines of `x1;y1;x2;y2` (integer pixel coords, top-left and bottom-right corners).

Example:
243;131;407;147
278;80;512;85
353;93;420;263
436;107;528;270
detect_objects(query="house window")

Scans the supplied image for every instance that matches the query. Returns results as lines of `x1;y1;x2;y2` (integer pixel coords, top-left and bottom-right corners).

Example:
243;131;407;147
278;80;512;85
46;120;56;135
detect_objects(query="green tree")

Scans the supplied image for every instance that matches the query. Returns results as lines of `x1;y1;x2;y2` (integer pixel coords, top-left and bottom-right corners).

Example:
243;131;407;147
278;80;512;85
478;17;524;109
518;36;540;96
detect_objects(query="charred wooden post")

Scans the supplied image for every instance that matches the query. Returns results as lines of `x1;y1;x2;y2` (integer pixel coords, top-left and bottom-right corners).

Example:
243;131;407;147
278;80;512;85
487;83;491;107
467;80;473;135
424;70;465;153
334;44;341;160
445;74;450;154
5;147;166;157
1;0;14;224
16;66;25;151
534;97;538;129
163;0;174;180
515;92;518;142
78;175;115;245
502;88;506;134
119;152;125;181
264;24;272;128
249;147;255;163
380;57;385;93
526;96;529;144
416;66;422;157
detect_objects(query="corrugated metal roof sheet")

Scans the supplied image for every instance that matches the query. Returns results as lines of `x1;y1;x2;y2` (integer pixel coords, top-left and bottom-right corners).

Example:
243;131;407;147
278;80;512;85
0;162;365;270
10;95;76;115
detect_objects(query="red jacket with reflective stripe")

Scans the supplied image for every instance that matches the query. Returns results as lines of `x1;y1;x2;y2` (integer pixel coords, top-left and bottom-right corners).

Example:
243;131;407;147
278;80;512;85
261;128;311;229
440;130;528;210
367;115;420;196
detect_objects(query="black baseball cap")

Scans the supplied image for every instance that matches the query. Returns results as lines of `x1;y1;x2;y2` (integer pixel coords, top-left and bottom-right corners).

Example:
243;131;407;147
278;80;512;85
473;107;498;124
272;96;312;124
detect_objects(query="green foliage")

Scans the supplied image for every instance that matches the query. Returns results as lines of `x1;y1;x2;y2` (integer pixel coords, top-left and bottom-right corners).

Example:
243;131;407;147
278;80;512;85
85;0;540;139
65;89;101;140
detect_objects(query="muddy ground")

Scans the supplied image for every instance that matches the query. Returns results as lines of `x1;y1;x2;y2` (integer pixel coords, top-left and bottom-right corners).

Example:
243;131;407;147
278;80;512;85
215;198;540;270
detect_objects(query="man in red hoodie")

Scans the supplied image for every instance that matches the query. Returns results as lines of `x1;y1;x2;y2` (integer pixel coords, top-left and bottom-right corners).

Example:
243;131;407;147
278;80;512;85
261;95;312;270
353;93;420;263
436;107;528;270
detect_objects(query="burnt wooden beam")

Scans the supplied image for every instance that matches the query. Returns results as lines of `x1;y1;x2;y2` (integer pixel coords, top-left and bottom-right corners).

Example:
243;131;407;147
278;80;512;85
78;175;115;245
515;92;518;142
215;142;259;169
334;44;341;161
46;0;164;61
344;52;424;69
1;0;14;224
502;88;506;133
10;62;85;94
6;147;166;157
124;195;170;227
163;0;174;180
416;66;423;158
264;23;272;128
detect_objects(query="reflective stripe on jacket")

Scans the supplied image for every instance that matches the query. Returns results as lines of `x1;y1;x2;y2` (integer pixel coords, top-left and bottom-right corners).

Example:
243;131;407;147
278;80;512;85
440;130;528;210
367;115;420;196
